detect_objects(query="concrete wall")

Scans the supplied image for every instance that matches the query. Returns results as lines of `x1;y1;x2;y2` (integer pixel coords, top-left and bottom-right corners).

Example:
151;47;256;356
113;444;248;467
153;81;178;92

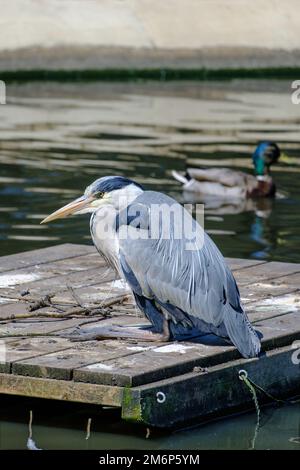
0;0;300;70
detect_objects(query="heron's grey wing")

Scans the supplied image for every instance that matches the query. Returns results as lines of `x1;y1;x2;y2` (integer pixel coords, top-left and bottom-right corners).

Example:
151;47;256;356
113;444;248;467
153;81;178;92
118;191;260;358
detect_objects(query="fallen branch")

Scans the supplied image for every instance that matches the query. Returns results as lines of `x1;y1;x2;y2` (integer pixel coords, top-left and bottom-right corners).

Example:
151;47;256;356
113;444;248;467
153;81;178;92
0;294;130;323
0;311;81;321
55;293;130;316
67;285;86;309
0;314;109;338
27;294;55;312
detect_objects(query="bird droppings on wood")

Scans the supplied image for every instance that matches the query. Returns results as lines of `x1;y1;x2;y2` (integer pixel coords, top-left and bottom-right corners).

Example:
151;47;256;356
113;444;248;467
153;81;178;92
258;293;300;311
0;297;18;304
111;279;129;290
85;363;114;371
153;344;196;354
0;273;40;288
126;346;149;352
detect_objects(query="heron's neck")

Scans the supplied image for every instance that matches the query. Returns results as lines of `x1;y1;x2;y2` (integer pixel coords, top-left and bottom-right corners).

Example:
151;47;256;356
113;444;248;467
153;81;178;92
90;184;143;275
110;184;144;211
90;207;122;275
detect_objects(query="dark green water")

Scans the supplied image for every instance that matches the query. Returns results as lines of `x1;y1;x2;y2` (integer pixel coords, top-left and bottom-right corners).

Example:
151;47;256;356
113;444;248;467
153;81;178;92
0;81;299;449
0;396;300;450
1;81;300;261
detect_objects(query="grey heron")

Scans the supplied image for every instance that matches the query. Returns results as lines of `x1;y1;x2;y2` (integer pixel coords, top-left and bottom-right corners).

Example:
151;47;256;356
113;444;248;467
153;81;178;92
41;176;261;358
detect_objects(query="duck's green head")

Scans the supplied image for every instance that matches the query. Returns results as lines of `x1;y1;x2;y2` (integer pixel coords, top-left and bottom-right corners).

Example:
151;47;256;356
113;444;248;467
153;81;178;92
252;141;280;176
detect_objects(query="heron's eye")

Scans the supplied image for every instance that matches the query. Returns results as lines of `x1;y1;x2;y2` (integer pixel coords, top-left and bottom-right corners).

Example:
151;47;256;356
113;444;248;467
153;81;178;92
95;191;104;199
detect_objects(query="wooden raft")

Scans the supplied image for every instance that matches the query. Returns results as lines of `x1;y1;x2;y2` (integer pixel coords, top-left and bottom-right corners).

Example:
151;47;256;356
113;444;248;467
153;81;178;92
0;243;299;428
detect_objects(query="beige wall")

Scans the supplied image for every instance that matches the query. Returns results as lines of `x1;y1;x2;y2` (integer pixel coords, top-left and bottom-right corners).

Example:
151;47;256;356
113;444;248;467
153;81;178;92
0;0;299;51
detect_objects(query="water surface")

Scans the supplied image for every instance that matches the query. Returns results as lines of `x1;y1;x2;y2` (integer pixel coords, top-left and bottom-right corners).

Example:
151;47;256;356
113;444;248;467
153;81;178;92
1;80;300;261
0;396;299;450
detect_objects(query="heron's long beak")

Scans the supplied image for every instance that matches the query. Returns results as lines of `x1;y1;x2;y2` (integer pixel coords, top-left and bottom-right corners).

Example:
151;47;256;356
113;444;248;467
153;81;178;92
40;195;95;224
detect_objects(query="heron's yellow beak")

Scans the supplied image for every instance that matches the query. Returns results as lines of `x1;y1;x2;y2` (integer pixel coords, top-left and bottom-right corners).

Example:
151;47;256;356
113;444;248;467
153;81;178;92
40;195;95;224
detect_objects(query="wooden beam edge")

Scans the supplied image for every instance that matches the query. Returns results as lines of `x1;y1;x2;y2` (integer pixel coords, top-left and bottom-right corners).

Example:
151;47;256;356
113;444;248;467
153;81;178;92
121;344;300;428
0;373;123;407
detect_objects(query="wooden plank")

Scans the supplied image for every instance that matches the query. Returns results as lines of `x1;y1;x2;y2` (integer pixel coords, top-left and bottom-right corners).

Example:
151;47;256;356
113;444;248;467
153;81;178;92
257;312;300;350
0;254;107;298
57;313;146;337
73;312;300;387
246;292;300;321
0;271;297;323
0;300;87;319
121;344;300;427
52;278;130;307
0;301;34;319
36;252;106;273
0;252;105;284
0;265;116;298
240;272;300;304
0;317;87;337
0;243;94;273
1;298;297;386
233;261;300;286
11;339;156;380
0;373;123;407
0;337;72;373
225;258;267;271
74;341;231;387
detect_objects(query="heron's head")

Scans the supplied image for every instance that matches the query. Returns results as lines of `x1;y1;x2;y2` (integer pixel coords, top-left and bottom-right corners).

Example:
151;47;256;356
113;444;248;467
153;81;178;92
40;176;143;224
252;141;280;176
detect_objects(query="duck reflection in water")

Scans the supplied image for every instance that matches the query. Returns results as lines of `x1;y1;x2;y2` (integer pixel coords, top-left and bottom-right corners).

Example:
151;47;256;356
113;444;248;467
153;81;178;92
180;193;278;261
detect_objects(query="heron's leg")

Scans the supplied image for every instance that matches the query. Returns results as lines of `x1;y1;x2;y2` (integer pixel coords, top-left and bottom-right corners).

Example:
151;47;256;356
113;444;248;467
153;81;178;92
162;314;171;340
67;318;171;343
163;317;171;340
138;316;170;342
66;301;172;343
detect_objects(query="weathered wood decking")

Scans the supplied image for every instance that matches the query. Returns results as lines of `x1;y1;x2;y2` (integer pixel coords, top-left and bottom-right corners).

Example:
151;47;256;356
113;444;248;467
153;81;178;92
0;243;299;428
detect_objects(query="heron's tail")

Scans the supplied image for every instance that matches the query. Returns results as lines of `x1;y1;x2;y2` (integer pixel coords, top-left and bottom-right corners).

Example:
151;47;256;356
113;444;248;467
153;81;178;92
223;305;261;358
172;170;189;185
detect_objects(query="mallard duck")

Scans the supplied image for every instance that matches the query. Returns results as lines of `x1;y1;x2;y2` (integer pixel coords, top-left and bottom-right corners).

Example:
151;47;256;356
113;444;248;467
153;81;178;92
172;142;280;199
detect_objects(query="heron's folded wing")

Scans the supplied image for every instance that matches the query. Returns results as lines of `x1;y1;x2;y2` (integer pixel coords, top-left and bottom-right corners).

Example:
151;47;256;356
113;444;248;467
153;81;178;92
117;192;241;327
117;192;260;357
